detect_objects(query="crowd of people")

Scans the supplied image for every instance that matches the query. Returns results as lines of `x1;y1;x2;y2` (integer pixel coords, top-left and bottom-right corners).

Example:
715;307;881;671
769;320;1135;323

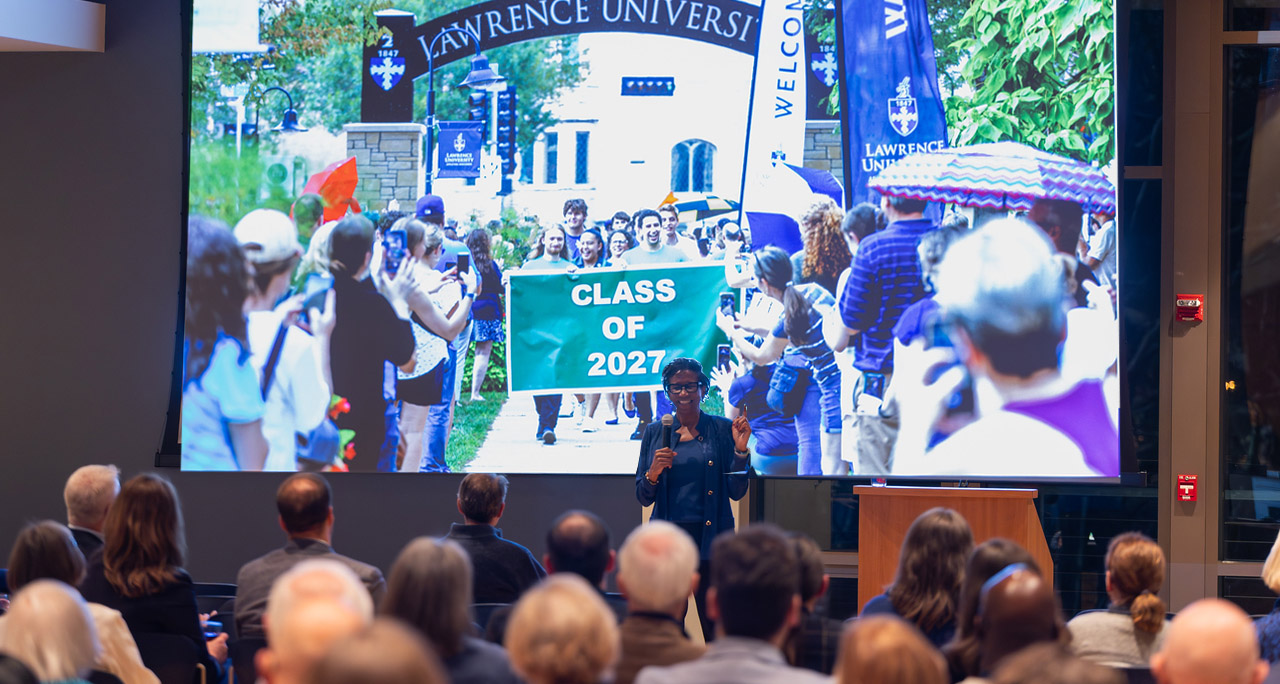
2;465;1278;684
180;181;1120;478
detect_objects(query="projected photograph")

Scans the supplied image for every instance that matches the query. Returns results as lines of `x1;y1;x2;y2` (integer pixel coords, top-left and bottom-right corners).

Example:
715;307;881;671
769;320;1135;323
182;0;1118;480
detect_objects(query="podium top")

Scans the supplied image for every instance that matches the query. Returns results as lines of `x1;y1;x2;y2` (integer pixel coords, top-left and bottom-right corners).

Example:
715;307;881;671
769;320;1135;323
852;486;1038;499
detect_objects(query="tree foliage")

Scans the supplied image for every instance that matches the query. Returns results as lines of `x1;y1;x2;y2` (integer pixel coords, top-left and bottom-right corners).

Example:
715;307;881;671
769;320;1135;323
803;0;1115;166
190;0;586;152
948;0;1114;165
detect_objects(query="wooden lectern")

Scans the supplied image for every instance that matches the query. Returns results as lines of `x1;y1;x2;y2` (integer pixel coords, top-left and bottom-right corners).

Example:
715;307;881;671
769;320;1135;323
854;486;1053;611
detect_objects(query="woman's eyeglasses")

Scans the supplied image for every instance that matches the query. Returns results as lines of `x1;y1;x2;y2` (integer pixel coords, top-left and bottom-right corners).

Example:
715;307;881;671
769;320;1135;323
665;382;702;394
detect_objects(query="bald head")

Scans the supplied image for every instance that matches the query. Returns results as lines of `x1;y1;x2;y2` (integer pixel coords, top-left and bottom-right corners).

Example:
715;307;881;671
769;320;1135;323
545;510;612;586
276;473;332;537
977;568;1062;674
1152;599;1268;684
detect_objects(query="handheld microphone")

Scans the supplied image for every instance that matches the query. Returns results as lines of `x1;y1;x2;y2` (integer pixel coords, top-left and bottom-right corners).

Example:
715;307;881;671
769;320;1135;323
661;414;674;450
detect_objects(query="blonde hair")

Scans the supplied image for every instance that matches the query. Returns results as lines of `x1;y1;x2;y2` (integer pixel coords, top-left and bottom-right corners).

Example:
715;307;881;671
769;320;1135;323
505;574;620;684
0;580;99;681
297;220;339;278
1263;527;1280;594
64;464;120;527
836;616;946;684
618;521;698;611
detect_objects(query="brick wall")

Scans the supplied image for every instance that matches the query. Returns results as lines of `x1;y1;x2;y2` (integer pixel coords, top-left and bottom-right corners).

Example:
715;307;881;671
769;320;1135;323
803;122;844;186
343;123;426;210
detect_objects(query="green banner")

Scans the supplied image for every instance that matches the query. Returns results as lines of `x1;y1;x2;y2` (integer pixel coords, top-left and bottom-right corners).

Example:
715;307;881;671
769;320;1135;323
507;264;731;394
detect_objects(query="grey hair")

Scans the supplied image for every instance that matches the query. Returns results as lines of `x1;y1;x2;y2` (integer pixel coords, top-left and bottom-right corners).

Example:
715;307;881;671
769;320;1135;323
934;218;1067;377
0;579;99;681
617;520;699;611
64;464;120;527
265;558;374;641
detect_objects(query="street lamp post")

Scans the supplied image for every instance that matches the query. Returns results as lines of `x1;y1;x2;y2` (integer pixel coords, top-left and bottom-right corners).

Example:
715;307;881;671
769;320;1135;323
253;86;307;135
424;27;506;194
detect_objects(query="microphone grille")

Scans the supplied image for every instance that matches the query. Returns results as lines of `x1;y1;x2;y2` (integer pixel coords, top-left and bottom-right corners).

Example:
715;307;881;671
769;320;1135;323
661;414;674;426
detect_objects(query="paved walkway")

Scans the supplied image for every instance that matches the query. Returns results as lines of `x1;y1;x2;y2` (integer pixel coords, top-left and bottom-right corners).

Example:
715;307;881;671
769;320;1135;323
466;395;643;474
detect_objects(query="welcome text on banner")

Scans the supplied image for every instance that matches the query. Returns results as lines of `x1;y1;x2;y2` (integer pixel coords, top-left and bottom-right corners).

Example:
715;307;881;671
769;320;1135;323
506;263;731;394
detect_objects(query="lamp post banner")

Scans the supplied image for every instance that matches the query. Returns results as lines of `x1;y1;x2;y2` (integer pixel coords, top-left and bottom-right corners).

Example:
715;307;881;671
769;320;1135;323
506;264;729;394
436;121;483;178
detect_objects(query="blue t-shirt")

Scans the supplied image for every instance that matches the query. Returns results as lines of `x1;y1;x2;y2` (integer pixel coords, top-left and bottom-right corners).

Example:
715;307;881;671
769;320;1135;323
892;296;940;346
728;371;798;457
772;282;840;384
181;334;265;471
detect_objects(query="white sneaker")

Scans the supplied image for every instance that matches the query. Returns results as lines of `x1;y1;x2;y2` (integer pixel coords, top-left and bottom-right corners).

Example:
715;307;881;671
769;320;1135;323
582;417;599;433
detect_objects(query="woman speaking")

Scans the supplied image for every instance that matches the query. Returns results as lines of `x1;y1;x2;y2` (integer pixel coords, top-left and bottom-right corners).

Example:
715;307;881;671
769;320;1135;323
635;357;752;641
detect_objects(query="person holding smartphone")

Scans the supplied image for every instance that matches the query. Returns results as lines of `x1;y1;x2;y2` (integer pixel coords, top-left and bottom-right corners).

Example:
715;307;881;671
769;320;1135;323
395;217;477;473
635;357;752;642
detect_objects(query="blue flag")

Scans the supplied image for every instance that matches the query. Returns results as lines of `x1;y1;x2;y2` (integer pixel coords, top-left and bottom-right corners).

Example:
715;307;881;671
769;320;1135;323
436;121;483;179
838;0;948;206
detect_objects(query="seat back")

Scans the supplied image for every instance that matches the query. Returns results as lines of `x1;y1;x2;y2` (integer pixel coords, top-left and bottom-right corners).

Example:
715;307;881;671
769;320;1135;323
134;633;205;684
230;637;267;684
472;602;511;632
87;670;125;684
1117;666;1155;684
0;654;36;684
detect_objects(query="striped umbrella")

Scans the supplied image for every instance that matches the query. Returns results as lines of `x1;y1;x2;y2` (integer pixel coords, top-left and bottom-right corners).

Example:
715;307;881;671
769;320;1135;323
667;193;741;223
868;142;1116;214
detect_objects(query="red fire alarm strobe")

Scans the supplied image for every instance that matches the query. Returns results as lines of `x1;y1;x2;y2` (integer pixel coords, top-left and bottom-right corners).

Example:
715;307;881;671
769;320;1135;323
1177;474;1198;502
1176;294;1204;322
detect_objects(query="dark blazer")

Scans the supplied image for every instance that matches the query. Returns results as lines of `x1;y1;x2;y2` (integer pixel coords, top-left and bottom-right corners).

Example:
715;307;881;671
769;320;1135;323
234;537;386;640
634;412;751;558
69;526;104;560
79;557;220;678
444;523;546;604
615;612;706;684
444;636;521;684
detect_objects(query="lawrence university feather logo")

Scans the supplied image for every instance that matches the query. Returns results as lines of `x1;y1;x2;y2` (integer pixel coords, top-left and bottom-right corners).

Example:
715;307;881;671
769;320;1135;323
888;77;918;136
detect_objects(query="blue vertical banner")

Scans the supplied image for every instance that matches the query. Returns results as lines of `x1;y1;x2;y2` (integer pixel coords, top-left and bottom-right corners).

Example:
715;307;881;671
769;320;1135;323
436;121;483;179
837;0;948;206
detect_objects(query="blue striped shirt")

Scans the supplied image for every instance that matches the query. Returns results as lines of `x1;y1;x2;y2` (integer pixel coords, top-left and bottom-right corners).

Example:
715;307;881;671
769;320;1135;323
838;219;935;373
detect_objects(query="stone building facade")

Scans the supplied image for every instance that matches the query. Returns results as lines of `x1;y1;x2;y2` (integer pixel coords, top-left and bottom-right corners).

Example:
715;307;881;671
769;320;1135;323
343;122;425;210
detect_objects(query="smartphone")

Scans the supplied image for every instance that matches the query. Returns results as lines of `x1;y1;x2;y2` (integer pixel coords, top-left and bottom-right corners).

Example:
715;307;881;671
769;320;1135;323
717;344;732;371
719;291;736;318
457;253;471;274
203;619;222;640
863;372;886;399
383;228;407;277
301;272;333;315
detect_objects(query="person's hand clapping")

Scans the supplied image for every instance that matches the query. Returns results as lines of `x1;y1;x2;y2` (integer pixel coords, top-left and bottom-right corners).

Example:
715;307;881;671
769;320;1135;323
648;447;674;482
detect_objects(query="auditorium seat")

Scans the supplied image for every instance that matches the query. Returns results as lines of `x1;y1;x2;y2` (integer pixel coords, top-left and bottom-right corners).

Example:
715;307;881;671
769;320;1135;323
473;602;510;633
134;633;206;684
1115;666;1155;684
87;670;124;684
230;637;266;684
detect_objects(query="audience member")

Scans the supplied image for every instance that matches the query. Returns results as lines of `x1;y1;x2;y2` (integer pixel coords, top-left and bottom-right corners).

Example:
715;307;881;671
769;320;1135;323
63;465;119;559
255;559;374;684
381;538;520;684
1068;532;1168;666
79;474;227;678
1151;599;1269;684
835;615;947;684
506;574;620;684
1255;526;1280;662
235;473;386;641
944;539;1045;682
0;580;98;684
787;532;843;674
990;643;1123;684
545;510;625;618
861;507;973;648
969;565;1067;681
614;522;705;684
636;524;827;683
4;521;156;684
445;473;546;603
305;618;447;684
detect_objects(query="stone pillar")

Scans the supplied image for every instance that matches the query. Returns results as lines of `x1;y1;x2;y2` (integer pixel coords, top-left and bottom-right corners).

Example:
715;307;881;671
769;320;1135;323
803;121;844;189
343;123;426;211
